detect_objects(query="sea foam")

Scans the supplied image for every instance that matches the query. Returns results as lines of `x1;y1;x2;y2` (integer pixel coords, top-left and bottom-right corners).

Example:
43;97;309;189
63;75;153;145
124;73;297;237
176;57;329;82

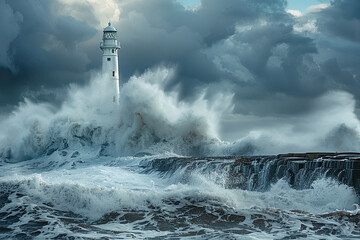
1;67;360;162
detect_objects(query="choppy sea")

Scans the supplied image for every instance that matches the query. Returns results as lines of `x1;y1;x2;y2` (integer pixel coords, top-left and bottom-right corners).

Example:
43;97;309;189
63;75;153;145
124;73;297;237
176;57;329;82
1;68;360;239
0;152;359;239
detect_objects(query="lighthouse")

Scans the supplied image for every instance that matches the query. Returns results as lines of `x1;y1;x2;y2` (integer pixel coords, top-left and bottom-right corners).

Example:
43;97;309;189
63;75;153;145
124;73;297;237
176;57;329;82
100;22;120;104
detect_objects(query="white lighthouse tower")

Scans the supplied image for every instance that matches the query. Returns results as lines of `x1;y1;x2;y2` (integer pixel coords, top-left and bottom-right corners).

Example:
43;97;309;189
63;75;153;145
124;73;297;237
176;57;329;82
100;22;120;103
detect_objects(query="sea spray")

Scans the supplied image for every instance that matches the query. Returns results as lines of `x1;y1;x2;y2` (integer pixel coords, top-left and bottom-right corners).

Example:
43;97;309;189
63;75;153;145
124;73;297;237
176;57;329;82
0;146;359;238
2;67;360;162
0;67;233;161
1;163;357;220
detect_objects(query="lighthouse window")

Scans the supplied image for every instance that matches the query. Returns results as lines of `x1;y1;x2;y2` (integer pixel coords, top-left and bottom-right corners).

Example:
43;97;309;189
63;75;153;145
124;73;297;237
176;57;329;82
112;71;115;77
107;58;111;61
112;49;114;53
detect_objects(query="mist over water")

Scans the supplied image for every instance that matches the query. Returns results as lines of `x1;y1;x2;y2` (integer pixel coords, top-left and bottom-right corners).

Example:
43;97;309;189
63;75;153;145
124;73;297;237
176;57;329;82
0;67;226;160
0;68;359;239
1;67;360;162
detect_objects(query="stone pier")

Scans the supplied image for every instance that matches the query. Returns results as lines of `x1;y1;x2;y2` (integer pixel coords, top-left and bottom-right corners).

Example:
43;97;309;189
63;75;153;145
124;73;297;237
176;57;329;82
141;152;360;194
277;152;360;194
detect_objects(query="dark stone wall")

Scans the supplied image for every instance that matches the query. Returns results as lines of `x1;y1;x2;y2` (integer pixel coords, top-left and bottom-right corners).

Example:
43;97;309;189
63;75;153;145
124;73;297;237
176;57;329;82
277;152;360;194
140;152;360;194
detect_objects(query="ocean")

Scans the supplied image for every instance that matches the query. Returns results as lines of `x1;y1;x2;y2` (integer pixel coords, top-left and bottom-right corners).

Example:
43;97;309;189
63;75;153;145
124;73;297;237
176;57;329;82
0;154;359;239
0;68;359;239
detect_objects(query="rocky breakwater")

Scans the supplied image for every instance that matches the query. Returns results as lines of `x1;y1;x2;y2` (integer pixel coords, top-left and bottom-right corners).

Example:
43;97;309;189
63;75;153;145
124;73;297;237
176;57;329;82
139;152;360;195
277;152;360;194
227;152;360;194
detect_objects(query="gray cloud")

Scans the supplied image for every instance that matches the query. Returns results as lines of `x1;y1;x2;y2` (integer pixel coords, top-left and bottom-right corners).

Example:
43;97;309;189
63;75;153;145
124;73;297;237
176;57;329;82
112;0;290;100
317;0;360;42
0;0;22;71
0;0;97;110
0;0;359;123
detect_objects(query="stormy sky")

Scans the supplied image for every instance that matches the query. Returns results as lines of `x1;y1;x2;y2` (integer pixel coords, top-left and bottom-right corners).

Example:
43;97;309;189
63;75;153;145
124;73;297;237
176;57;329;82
1;0;360;141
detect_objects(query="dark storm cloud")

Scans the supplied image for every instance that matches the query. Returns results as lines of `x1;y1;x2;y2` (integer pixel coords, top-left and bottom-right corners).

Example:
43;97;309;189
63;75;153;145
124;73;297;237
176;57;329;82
114;0;288;99
309;0;360;107
0;0;22;71
0;0;360;118
202;0;360;116
203;14;323;115
317;0;360;42
0;0;96;111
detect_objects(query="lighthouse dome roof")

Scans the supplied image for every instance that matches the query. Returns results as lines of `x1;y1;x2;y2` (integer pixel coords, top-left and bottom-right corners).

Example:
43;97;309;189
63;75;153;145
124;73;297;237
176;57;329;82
104;22;117;32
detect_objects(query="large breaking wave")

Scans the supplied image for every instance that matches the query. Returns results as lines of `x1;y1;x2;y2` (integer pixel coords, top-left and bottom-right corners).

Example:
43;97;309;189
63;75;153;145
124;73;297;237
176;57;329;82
1;67;360;162
0;67;229;160
1;67;360;239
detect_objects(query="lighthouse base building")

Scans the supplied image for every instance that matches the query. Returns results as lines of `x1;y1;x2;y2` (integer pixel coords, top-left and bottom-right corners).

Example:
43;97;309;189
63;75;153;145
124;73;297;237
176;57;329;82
100;22;120;104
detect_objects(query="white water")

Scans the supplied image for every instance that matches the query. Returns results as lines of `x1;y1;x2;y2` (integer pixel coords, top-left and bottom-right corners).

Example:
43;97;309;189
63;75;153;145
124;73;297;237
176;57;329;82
0;154;358;239
0;67;360;238
4;159;356;219
1;67;360;161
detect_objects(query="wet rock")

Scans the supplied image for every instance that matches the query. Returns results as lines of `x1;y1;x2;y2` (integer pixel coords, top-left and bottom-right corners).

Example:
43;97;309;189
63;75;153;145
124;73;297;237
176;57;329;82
71;151;80;158
140;152;360;194
46;148;57;156
59;151;68;157
227;214;246;222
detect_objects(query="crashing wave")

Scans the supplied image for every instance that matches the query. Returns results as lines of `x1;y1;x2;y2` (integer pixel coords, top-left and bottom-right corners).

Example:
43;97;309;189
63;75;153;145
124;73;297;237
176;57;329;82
0;67;236;161
1;67;360;162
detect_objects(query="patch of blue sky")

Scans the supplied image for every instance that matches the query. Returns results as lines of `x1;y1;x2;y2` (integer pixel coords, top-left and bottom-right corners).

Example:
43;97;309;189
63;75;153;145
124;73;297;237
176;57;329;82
177;0;199;8
287;0;330;13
